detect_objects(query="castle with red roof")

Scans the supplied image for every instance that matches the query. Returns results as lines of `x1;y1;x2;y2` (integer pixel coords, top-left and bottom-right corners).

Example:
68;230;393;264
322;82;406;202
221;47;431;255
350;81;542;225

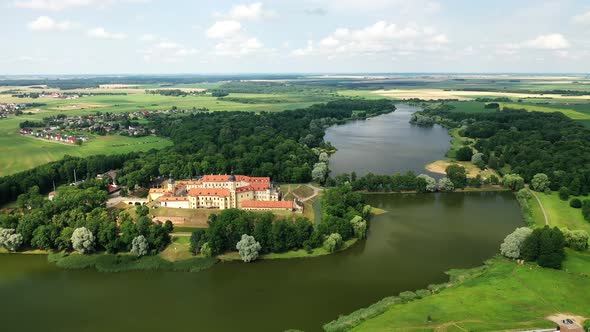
148;174;301;212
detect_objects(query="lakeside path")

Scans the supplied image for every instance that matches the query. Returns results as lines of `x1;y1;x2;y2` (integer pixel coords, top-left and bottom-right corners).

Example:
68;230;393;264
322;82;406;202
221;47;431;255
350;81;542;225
528;188;550;226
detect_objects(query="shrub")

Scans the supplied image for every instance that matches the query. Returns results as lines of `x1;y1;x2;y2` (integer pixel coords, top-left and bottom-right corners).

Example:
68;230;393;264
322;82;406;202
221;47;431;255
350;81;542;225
570;198;582;209
415;289;431;299
558;187;570;201
322;296;401;332
582;200;590;222
236;234;262;263
399;291;418;303
531;173;550;192
561;228;589;251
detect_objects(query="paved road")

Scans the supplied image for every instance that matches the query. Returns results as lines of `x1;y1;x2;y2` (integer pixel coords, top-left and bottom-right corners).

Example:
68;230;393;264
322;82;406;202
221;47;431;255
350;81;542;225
291;183;323;202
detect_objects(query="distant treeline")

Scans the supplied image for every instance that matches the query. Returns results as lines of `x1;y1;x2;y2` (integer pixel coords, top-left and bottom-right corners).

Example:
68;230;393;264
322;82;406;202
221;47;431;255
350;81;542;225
214;81;335;94
0;75;303;90
145;89;205;97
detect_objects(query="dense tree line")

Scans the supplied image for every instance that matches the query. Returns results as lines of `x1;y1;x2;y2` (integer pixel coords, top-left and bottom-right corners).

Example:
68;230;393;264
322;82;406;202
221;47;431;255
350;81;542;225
501;226;567;269
189;184;370;258
0;184;171;254
213;81;335;94
145;89;204;97
0;154;135;206
115;99;396;187
1;99;395;205
420;107;590;194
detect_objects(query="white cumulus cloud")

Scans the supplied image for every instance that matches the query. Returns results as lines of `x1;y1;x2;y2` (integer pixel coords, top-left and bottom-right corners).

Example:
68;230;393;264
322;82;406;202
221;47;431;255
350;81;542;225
206;20;242;39
28;16;72;31
525;33;570;49
227;2;275;21
87;27;126;40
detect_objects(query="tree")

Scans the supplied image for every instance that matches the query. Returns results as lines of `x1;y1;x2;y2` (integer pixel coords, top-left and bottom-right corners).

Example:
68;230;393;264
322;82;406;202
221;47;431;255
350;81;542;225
56;227;74;251
4;233;23;252
570;198;582;209
445;164;467;189
455;147;473;161
417;174;437;192
558;187;570;201
236;234;262;263
500;227;533;259
582;200;590;221
487;155;499;170
0;228;23;251
71;227;95;254
135;205;149;217
131;235;149;257
471;153;485;170
97;221;118;253
437;177;455;192
521;226;565;269
323;233;343;253
201;242;212;258
531;173;550;192
164;220;174;233
350;216;367;239
189;229;206;255
561;228;589;251
312;162;328;183
318;152;329;163
502;174;525;191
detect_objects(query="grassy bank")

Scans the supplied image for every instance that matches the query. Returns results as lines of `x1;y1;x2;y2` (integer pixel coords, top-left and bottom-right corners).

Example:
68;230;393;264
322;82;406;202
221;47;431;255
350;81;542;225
325;257;590;332
217;238;358;261
47;252;218;273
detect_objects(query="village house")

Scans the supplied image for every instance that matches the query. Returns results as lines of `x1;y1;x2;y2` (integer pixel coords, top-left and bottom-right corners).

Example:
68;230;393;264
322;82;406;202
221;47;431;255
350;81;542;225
149;174;302;212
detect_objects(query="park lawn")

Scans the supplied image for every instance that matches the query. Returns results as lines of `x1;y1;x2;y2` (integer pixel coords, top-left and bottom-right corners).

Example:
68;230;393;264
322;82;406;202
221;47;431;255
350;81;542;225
535;191;590;235
563;249;590;275
159;236;193;262
446;101;502;113
349;258;590;332
151;207;217;227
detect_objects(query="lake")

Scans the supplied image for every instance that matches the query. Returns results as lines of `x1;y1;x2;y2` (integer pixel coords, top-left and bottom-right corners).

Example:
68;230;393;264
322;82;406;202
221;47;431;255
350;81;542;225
324;104;450;176
0;192;522;332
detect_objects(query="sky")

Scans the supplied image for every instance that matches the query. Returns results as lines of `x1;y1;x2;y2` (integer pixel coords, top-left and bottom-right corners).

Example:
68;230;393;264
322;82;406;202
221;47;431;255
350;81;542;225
0;0;590;74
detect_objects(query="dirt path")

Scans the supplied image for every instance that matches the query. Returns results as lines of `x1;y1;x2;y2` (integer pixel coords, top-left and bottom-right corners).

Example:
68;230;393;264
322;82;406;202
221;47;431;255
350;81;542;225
290;183;323;202
528;189;550;226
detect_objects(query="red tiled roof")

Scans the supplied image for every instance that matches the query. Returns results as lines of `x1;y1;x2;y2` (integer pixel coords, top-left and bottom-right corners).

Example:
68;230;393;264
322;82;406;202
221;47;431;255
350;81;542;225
149;188;169;193
201;174;270;183
235;183;270;192
188;188;231;197
158;196;188;201
241;200;293;209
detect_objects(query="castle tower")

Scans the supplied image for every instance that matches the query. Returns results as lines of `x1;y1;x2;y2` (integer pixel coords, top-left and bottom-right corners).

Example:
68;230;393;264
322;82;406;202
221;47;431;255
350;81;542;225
228;173;237;208
167;173;175;193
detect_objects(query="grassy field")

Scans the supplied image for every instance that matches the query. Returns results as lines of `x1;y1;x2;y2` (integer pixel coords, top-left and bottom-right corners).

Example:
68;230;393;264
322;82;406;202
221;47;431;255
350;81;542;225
535;191;590;236
159;236;193;262
348;258;590;332
425;160;498;180
500;102;590;120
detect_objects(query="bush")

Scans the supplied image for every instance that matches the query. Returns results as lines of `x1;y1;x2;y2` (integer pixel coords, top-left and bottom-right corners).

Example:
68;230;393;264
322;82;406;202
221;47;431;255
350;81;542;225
398;291;418;303
322;296;401;332
570;198;582;209
561;228;589;251
582;200;590;222
558;187;570;201
415;289;431;299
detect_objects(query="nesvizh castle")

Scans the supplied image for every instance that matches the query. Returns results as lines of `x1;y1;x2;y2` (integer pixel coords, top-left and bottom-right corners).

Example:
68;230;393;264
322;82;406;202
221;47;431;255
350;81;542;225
148;174;302;212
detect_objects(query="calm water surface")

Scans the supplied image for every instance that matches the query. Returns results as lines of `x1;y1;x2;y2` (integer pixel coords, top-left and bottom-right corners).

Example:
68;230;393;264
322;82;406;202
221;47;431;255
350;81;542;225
0;192;521;332
325;104;450;176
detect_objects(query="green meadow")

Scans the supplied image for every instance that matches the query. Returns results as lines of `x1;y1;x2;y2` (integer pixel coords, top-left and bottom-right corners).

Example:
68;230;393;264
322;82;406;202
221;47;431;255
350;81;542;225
348;258;590;332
